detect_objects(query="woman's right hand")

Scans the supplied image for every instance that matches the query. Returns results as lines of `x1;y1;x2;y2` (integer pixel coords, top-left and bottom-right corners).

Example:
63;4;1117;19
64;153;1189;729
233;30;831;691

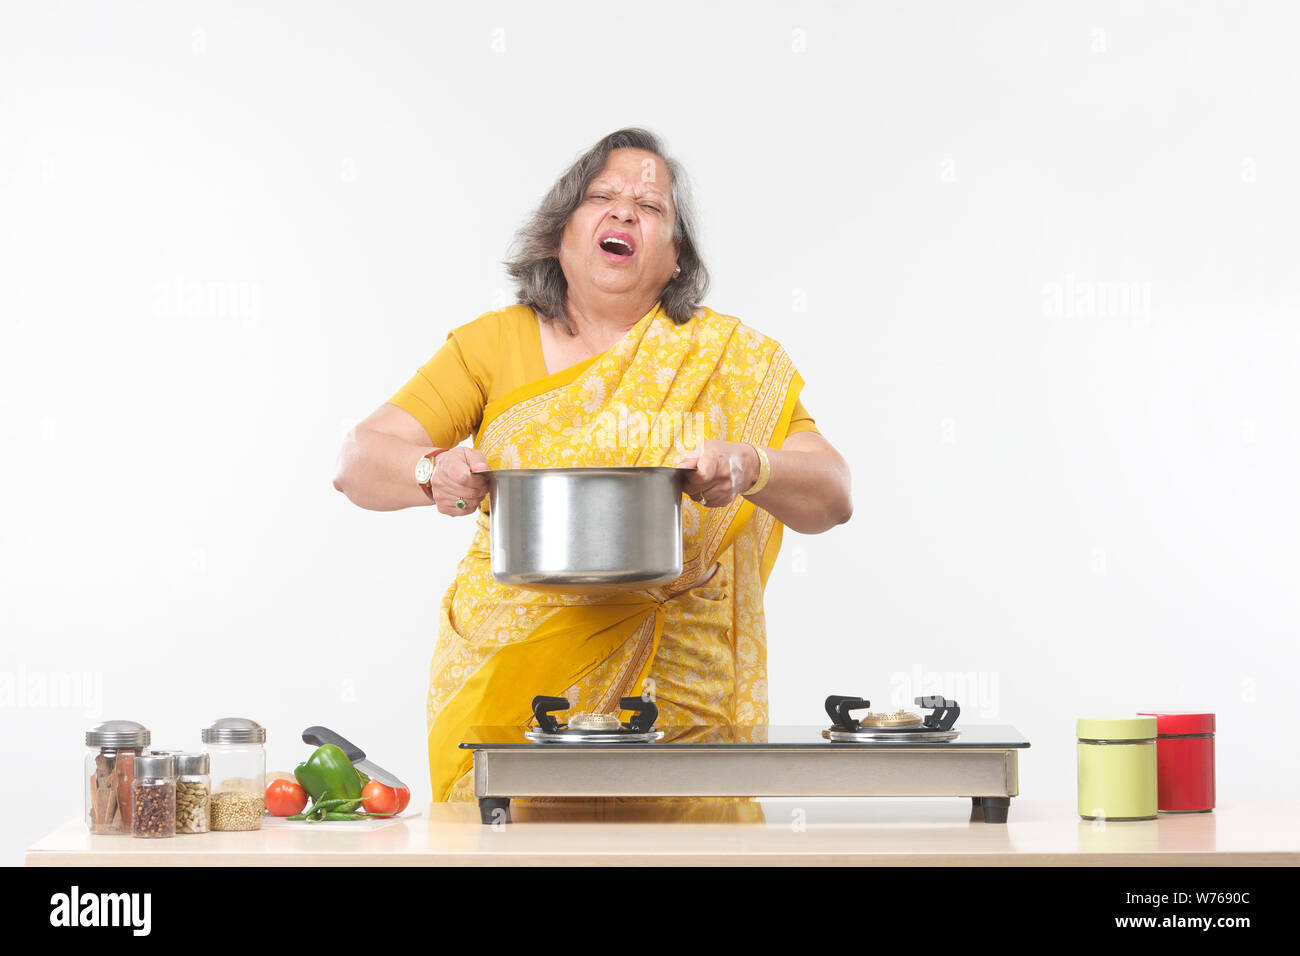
430;447;492;516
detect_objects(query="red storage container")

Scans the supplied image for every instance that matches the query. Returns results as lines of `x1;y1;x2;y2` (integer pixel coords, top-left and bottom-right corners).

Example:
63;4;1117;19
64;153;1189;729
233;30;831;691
1136;712;1215;812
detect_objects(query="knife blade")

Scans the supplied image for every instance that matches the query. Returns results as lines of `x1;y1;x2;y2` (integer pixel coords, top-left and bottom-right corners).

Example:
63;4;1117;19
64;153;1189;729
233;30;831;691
301;725;408;790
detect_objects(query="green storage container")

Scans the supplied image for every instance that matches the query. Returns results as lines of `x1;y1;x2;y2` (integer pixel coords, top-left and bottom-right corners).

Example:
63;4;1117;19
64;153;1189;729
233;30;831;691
1077;717;1157;821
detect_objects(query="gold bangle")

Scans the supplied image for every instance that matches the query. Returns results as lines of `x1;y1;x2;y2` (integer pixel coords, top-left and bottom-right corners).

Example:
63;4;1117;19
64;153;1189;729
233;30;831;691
743;443;771;496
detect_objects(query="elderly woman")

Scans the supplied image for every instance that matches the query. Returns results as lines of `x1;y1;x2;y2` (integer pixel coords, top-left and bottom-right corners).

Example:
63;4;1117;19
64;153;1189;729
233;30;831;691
333;128;852;804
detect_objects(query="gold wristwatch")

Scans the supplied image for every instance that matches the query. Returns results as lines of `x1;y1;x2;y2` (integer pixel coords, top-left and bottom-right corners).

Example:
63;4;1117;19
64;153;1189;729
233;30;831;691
415;448;448;501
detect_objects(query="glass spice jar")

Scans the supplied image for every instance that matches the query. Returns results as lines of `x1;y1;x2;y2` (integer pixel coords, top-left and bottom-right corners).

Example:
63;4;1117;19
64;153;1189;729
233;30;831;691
130;753;176;839
84;720;151;834
202;717;266;831
174;753;211;833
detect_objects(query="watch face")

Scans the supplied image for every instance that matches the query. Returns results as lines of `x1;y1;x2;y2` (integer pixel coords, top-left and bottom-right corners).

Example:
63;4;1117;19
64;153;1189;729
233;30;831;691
415;457;434;484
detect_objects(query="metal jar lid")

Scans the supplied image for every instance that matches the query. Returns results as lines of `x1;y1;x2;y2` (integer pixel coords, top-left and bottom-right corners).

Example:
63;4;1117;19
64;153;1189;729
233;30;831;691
174;753;210;775
1136;711;1216;735
1077;716;1157;741
85;719;151;749
134;754;175;778
201;717;266;744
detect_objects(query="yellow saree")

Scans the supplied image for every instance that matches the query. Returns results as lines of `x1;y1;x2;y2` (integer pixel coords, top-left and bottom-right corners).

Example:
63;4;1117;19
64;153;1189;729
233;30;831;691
427;299;806;804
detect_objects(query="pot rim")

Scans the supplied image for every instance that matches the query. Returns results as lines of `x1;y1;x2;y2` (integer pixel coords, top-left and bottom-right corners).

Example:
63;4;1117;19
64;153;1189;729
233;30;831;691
482;465;695;478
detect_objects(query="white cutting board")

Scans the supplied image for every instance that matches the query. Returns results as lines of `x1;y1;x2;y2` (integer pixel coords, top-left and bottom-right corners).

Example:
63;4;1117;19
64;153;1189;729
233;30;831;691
260;810;420;830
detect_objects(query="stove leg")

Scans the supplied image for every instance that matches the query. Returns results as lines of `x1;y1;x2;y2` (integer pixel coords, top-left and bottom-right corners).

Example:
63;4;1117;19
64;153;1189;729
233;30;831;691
478;797;511;825
978;796;1010;823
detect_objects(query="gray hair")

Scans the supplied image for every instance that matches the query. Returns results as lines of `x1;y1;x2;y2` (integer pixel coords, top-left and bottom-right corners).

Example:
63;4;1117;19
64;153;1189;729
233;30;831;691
503;127;710;332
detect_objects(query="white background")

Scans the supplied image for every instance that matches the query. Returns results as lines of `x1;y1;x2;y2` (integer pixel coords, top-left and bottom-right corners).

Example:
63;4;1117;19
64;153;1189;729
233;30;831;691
3;1;1297;865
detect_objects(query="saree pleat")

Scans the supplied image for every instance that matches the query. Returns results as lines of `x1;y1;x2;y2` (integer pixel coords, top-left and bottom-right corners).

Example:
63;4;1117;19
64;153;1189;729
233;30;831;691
428;301;802;806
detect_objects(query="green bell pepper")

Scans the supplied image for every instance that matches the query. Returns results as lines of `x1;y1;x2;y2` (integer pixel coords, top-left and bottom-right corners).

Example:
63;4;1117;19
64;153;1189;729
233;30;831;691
294;744;364;813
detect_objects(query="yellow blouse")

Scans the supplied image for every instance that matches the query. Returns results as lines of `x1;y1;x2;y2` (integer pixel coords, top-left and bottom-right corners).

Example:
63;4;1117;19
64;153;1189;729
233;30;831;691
386;305;819;448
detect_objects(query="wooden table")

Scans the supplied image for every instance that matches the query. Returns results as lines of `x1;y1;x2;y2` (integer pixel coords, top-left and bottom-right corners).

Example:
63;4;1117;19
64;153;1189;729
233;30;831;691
26;798;1298;866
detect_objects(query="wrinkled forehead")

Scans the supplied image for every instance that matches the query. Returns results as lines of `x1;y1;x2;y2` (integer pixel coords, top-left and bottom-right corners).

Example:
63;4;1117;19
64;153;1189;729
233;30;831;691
591;150;673;203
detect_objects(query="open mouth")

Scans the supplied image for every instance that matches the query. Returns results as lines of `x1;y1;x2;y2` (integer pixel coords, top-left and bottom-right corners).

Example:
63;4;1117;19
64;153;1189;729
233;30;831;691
598;236;635;259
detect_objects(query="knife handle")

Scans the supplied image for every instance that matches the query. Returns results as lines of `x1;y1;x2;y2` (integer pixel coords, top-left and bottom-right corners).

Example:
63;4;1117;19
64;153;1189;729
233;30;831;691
302;726;366;763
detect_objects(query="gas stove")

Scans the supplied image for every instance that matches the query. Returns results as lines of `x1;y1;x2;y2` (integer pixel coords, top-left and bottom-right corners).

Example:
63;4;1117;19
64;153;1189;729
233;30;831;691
823;694;961;742
460;693;1029;825
525;695;663;743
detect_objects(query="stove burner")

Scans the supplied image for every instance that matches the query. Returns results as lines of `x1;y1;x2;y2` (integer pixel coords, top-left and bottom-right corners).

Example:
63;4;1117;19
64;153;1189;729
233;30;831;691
568;712;623;731
823;695;962;742
525;695;664;743
857;709;923;728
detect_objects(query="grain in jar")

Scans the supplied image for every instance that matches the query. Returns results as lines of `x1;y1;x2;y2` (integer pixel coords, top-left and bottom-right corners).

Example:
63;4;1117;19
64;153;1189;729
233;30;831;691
201;717;266;830
210;791;266;830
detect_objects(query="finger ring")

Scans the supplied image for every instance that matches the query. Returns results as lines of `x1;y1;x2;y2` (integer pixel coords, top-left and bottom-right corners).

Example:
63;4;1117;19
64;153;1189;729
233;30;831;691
456;498;466;509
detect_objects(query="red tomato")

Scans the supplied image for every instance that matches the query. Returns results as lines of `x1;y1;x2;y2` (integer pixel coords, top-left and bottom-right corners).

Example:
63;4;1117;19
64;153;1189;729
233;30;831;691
265;778;308;817
361;780;399;815
394;786;411;813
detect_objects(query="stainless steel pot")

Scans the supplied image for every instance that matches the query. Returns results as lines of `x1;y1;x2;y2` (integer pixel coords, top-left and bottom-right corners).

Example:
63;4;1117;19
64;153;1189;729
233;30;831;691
481;466;695;593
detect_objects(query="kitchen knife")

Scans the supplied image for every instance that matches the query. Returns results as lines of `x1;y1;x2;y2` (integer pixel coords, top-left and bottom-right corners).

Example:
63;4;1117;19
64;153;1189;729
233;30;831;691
302;725;408;791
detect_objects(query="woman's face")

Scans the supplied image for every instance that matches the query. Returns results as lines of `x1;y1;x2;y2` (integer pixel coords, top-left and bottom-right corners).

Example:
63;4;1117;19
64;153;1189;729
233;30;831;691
558;148;680;312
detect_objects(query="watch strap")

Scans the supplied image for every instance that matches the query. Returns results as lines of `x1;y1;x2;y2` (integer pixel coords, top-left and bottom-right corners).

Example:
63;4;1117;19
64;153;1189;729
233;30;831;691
418;448;450;501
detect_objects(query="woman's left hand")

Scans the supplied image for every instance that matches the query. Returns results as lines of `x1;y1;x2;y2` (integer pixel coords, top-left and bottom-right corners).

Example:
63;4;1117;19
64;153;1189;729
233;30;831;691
675;440;758;508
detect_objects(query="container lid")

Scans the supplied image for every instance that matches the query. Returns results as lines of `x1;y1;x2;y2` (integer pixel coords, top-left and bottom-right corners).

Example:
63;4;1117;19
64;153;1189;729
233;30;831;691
1136;712;1215;734
174;752;210;774
85;719;151;749
134;754;175;778
1077;716;1157;740
201;717;266;744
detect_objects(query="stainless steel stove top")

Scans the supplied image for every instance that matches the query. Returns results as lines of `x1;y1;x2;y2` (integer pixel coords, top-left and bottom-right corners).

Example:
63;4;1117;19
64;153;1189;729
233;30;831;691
460;722;1030;825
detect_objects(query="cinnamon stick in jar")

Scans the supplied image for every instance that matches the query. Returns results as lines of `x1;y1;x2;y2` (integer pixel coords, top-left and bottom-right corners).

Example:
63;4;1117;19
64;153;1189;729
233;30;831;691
83;721;151;834
91;753;118;827
114;751;135;829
